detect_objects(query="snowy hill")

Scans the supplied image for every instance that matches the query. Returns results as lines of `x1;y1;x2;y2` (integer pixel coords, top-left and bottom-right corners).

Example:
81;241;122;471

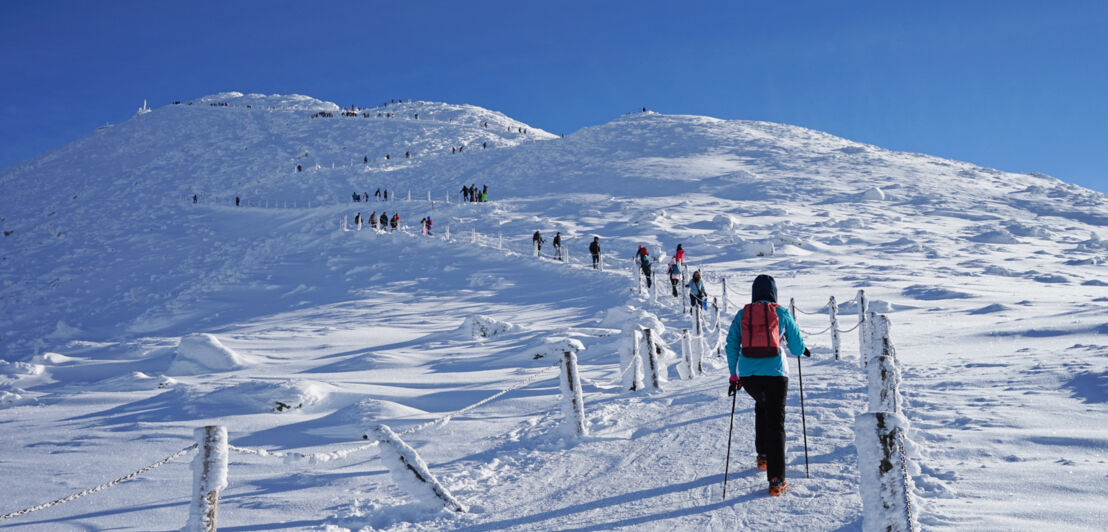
0;93;1106;530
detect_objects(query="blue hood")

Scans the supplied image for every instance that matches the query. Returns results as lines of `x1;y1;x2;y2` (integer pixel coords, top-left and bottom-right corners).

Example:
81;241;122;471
752;274;777;303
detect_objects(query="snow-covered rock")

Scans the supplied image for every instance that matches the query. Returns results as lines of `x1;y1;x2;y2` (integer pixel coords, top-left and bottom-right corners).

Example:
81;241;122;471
168;333;249;375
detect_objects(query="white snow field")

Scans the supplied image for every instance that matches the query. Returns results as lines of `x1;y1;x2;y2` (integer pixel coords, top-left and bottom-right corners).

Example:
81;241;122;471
1;91;1106;531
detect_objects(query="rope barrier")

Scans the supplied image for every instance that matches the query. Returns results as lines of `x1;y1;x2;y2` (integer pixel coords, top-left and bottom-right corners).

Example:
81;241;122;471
836;320;864;334
0;443;197;521
399;361;561;437
800;325;833;336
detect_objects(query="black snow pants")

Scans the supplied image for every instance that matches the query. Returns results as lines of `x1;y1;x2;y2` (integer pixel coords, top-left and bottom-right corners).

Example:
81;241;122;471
670;278;679;297
742;375;789;482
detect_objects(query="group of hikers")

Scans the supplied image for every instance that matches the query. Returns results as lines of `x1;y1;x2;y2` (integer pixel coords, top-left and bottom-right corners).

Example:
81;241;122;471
352;189;393;202
461;184;489;202
352;211;402;231
632;243;708;310
531;231;603;269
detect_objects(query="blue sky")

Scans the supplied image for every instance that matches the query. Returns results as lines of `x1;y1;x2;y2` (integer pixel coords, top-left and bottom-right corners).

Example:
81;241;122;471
2;1;1106;192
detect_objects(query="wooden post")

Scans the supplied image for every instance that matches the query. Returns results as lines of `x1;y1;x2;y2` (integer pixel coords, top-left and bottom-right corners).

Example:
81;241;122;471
721;278;728;314
855;412;918;532
498;232;502;250
628;329;645;391
829;295;841;360
643;328;662;390
374;425;468;513
681;329;695;380
187;425;227;532
857;289;868;361
560;351;588;436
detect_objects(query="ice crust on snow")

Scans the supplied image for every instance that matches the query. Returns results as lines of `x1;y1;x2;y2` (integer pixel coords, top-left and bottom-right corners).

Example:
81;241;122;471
168;333;249;375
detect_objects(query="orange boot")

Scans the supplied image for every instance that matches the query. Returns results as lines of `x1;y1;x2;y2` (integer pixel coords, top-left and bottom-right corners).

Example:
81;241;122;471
769;477;788;497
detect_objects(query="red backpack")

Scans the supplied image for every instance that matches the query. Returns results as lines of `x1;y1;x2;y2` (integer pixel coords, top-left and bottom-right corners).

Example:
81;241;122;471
741;302;781;358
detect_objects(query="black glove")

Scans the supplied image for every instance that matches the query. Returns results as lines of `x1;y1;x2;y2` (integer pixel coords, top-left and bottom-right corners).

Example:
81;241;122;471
803;347;811;357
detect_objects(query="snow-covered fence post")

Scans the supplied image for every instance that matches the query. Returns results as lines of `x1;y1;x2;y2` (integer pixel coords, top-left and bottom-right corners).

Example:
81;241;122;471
427;191;431;202
679;329;694;380
564;242;571;265
471;227;476;244
867;314;900;413
829;295;841;360
624;329;645;391
445;224;450;240
598;251;604;271
374;425;468;513
342;215;348;232
407;190;411;201
534;239;539;257
186;425;228;532
559;350;588;437
857;289;868;360
498;232;502;250
789;297;797;323
649;271;658;305
855;412;918;532
722;278;729;314
642;328;662;390
863;310;880;368
635;263;642;295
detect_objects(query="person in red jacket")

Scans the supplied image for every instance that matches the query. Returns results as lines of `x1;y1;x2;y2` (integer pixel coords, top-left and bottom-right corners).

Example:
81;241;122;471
674;243;685;264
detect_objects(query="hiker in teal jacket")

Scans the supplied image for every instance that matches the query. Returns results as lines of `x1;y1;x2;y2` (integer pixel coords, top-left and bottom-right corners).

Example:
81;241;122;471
723;274;808;497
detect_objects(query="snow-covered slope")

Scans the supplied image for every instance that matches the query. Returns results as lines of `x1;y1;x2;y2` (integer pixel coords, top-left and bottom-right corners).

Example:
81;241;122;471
0;93;1105;531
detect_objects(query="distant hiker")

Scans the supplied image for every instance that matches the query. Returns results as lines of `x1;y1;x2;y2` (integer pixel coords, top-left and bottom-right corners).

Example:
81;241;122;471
379;212;388;227
405;151;410;158
533;230;544;255
589;237;601;269
354;212;362;227
459;145;464;153
420;217;427;234
642;107;647;112
297;164;302;172
193;194;198;204
482;184;487;195
236;196;240;206
674;243;685;264
364;192;369;202
390;212;399;230
452;147;456;154
637;246;653;288
553;232;563;261
375;188;381;200
688;270;707;310
370;211;377;228
364;156;368;164
724;274;808;497
386;154;391;160
353;192;360;203
668;257;682;296
483;142;487;149
384;189;388;200
426;217;433;235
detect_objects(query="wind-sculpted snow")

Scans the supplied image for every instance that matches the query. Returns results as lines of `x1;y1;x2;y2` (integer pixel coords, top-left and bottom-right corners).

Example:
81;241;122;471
0;93;1106;530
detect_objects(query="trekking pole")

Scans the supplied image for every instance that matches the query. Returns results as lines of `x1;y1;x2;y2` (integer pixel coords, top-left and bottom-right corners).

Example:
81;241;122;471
797;355;811;479
722;385;738;500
